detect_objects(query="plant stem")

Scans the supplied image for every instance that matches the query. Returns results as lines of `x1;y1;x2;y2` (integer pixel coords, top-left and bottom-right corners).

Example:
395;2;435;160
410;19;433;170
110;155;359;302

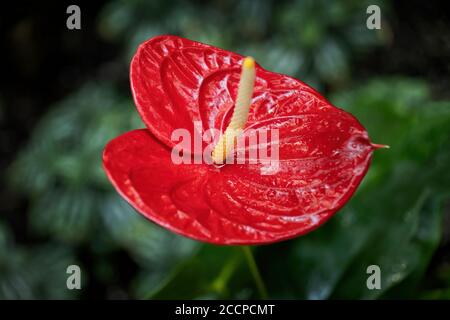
242;246;269;299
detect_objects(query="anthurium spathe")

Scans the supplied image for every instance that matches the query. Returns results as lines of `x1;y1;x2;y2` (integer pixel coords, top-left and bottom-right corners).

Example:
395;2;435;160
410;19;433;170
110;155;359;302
103;35;383;245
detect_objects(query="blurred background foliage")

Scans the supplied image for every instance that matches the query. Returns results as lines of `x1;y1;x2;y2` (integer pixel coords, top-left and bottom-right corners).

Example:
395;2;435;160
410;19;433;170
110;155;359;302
1;0;449;299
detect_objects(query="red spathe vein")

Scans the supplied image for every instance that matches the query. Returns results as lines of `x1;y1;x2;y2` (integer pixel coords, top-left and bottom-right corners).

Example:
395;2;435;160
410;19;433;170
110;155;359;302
103;35;376;245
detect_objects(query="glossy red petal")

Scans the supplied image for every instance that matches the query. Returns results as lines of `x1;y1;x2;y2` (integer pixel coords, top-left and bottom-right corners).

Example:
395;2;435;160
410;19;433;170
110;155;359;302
103;130;212;241
103;124;374;244
205;114;374;243
130;35;241;149
103;35;379;245
130;35;333;150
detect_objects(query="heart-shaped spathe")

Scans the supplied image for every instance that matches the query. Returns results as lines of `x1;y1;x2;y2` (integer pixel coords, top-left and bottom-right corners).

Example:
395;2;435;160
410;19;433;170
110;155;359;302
103;35;375;245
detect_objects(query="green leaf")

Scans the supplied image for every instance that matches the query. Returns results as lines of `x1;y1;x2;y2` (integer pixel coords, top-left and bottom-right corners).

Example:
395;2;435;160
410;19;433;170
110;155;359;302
315;39;349;83
0;222;79;299
29;188;97;243
101;195;198;298
331;190;442;299
150;245;250;299
261;78;450;299
8;83;140;243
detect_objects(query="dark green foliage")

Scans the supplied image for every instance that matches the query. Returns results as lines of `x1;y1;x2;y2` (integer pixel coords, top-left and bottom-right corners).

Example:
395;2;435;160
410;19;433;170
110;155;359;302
98;0;389;90
2;0;449;299
0;223;79;299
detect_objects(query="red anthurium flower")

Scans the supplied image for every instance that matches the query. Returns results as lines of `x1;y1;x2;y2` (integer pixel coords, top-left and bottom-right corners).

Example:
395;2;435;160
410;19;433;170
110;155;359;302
103;35;382;245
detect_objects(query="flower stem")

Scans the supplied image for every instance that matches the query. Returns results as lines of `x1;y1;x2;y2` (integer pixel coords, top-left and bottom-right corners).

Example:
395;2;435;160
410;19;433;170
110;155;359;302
242;246;269;299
